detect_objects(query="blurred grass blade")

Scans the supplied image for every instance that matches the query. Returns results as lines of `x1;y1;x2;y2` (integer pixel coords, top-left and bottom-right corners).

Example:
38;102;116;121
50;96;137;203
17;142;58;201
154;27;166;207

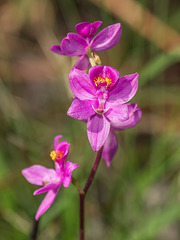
140;46;180;86
126;202;180;240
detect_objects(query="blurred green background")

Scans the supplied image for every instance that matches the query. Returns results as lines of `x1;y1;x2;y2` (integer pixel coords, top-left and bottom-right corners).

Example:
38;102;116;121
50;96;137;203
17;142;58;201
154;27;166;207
0;0;180;239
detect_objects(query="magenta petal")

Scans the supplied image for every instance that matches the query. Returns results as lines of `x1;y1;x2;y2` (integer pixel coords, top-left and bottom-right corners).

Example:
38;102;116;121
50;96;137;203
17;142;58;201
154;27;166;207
61;33;88;56
90;23;122;52
89;65;119;89
54;135;63;150
35;186;60;220
105;104;129;123
75;21;102;38
50;45;65;55
107;73;139;105
102;130;118;167
69;68;96;100
55;161;64;174
67;98;95;121
33;182;59;195
87;114;110;151
112;103;142;130
63;161;79;187
22;165;57;186
74;55;91;70
55;141;70;162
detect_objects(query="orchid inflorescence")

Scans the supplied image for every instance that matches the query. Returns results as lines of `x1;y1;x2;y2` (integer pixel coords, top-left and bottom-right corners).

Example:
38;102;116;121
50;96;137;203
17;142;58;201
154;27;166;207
22;21;142;237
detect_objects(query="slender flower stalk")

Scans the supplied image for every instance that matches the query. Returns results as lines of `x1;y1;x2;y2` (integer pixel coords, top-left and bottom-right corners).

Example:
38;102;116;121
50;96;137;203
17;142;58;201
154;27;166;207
79;147;103;240
30;219;39;240
79;193;85;240
72;147;103;240
83;147;103;194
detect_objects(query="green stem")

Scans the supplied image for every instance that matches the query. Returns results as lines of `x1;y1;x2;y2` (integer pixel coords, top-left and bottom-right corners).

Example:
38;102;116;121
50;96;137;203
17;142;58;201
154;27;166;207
71;177;84;195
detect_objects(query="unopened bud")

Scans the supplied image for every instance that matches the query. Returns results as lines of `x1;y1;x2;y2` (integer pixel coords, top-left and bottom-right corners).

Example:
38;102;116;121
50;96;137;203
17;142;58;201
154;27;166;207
93;53;101;65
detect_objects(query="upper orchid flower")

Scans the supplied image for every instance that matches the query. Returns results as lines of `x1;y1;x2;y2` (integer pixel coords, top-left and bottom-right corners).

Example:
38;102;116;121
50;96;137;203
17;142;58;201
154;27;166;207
50;21;122;70
102;103;142;166
21;136;79;220
67;65;139;152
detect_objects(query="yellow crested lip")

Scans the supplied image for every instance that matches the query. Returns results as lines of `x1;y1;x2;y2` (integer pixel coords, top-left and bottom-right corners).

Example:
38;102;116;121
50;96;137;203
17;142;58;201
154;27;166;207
50;150;64;161
94;76;112;89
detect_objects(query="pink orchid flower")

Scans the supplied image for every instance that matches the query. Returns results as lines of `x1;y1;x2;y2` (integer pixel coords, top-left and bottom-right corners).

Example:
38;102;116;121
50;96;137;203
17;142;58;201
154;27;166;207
102;103;142;166
22;136;79;220
50;21;121;70
67;65;140;153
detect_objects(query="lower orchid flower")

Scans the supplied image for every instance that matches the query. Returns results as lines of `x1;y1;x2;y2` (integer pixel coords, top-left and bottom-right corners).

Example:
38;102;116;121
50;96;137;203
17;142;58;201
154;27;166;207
22;136;79;220
67;65;141;153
